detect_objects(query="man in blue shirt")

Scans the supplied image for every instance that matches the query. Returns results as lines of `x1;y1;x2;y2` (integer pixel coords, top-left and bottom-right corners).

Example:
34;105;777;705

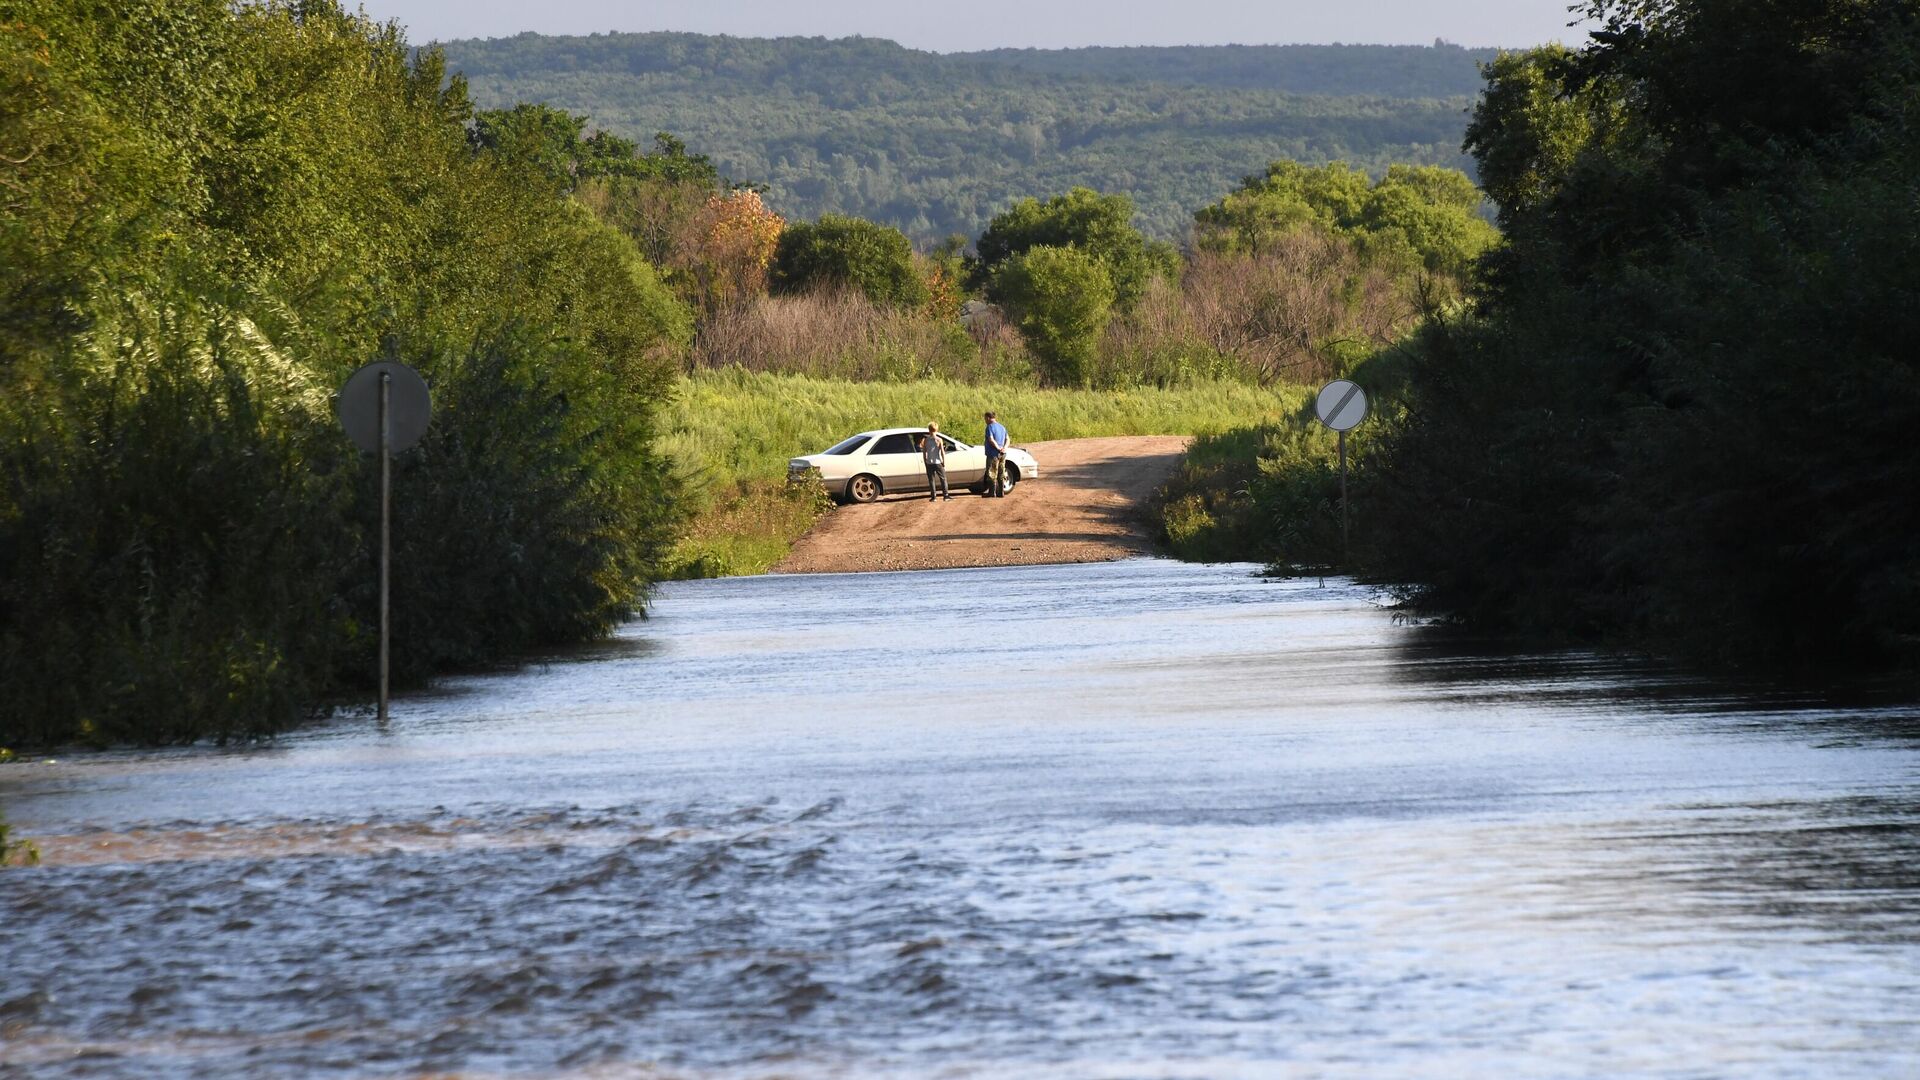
983;410;1010;497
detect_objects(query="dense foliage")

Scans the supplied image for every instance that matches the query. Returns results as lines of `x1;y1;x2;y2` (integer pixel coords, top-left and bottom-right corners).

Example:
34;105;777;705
438;32;1487;242
1364;0;1920;670
989;247;1116;387
973;187;1171;309
770;215;928;309
686;160;1482;395
0;0;690;745
1196;161;1499;278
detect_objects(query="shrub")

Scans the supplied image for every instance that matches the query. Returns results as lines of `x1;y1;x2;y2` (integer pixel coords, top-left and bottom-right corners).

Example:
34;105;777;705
770;214;929;308
989;245;1115;387
0;288;357;746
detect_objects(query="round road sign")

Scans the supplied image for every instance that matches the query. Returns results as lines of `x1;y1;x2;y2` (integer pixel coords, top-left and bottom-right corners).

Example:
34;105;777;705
1314;379;1369;432
339;361;431;454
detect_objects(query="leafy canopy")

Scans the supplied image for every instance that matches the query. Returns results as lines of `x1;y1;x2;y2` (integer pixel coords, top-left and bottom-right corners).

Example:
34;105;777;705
990;245;1116;388
771;214;928;309
1364;0;1920;671
0;0;694;745
1195;161;1498;277
974;187;1162;310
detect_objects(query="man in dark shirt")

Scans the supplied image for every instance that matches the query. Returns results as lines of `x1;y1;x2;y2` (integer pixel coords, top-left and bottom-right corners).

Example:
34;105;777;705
983;410;1010;497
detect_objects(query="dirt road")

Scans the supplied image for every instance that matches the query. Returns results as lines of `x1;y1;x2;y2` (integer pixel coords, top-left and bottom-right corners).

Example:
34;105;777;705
772;435;1191;574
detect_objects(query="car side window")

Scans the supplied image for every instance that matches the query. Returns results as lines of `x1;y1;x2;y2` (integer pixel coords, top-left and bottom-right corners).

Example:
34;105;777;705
824;435;871;456
871;433;917;454
939;436;961;451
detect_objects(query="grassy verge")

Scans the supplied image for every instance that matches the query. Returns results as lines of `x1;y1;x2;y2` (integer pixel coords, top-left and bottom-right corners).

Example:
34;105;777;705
660;368;1300;576
0;748;38;867
1149;346;1412;571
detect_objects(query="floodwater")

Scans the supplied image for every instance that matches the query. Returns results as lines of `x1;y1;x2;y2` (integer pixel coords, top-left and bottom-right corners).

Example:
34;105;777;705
2;559;1918;1079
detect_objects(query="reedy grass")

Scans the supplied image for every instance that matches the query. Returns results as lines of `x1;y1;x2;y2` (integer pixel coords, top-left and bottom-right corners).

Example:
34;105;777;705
660;368;1304;575
663;367;1302;492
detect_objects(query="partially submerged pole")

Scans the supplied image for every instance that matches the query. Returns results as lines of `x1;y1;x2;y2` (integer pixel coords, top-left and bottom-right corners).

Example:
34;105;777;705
379;371;391;724
1338;427;1349;561
339;360;428;726
1313;379;1369;568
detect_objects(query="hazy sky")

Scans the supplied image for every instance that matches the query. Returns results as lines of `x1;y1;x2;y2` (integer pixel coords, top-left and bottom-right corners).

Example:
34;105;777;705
365;0;1595;50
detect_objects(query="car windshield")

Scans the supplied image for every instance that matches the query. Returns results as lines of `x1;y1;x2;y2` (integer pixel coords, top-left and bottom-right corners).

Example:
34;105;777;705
822;434;871;456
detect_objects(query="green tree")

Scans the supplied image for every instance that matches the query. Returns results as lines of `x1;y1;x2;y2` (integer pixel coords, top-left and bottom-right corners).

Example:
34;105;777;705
1365;0;1920;671
0;0;693;745
1193;161;1373;252
1194;161;1496;277
770;213;928;308
1462;45;1614;227
973;187;1158;309
1358;165;1500;276
435;33;1491;244
990;245;1115;387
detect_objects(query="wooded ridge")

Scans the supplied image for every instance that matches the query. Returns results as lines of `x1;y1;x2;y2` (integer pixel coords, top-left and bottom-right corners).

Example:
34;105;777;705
437;33;1495;242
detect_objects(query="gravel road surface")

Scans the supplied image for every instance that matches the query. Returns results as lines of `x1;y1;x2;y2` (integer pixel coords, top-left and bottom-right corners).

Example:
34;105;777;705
772;435;1191;574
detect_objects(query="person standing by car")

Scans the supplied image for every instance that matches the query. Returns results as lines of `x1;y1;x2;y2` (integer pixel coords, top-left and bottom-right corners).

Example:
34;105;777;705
921;422;950;501
983;410;1010;497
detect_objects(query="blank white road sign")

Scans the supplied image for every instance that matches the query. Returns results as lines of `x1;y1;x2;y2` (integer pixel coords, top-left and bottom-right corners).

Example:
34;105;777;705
1315;379;1368;432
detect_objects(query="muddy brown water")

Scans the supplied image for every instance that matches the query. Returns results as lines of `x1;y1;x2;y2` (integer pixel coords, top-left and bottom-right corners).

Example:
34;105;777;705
3;559;1918;1078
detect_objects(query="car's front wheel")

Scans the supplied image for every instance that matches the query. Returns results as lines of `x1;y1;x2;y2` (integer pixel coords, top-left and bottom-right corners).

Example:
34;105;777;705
846;474;883;503
973;464;1019;495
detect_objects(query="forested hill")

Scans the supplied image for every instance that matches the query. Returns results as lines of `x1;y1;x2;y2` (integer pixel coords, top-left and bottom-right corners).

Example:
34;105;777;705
962;42;1498;97
437;33;1494;242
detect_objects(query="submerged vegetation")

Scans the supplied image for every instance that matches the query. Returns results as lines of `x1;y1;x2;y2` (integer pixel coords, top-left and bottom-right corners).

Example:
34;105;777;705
1172;0;1920;674
1364;0;1920;671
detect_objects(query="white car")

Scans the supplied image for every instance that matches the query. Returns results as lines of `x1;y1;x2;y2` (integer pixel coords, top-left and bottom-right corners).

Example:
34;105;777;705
789;427;1041;503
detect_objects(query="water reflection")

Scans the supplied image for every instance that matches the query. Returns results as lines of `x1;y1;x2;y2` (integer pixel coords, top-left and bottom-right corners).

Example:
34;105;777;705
3;559;1917;1078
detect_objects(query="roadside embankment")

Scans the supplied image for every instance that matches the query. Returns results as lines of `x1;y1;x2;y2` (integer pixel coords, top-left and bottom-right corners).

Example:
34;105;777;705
660;370;1297;576
773;435;1192;573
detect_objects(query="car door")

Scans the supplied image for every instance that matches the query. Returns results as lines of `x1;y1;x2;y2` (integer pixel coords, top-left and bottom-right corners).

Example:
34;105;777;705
865;432;924;492
945;436;986;483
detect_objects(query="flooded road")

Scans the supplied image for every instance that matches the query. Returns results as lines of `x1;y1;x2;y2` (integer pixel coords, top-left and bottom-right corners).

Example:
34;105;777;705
3;559;1918;1078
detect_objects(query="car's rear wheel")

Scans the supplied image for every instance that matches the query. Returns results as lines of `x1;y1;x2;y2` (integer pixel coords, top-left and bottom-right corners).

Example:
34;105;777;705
847;474;883;503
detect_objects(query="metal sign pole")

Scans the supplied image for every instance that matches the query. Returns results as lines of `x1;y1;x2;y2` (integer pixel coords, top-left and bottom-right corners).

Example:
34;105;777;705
379;371;391;725
339;359;430;725
1339;427;1349;561
1313;378;1368;569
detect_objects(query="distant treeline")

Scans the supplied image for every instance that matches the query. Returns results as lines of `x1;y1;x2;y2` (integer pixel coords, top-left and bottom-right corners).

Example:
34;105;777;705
962;42;1499;97
436;33;1490;242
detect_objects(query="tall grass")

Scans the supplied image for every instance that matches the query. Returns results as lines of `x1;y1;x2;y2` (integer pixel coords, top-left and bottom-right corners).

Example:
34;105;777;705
664;368;1299;490
660;368;1301;574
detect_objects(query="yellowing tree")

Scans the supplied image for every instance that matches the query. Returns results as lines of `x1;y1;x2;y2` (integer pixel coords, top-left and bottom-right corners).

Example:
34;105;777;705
687;188;783;311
